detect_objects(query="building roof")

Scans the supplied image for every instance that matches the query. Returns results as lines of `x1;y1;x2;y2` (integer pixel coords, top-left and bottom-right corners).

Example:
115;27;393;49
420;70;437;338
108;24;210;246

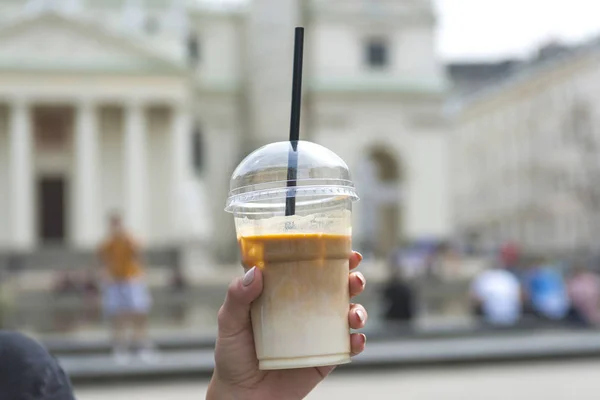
0;10;186;74
446;60;521;94
451;39;600;111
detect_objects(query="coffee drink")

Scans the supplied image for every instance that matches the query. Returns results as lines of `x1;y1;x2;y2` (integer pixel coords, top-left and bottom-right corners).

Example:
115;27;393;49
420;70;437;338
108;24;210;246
239;233;351;370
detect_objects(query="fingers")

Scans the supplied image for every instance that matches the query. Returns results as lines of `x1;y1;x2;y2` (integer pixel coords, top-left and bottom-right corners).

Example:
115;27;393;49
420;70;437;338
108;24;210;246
349;251;363;270
349;303;368;330
350;333;367;356
217;266;263;338
349;271;366;298
349;253;367;357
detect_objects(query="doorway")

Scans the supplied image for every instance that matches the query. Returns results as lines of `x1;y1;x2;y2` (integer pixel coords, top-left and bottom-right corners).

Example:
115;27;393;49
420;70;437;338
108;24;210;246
359;147;402;258
38;176;67;244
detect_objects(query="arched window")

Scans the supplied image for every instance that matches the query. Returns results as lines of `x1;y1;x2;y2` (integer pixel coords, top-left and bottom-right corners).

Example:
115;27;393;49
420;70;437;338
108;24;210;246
369;147;401;182
192;126;203;175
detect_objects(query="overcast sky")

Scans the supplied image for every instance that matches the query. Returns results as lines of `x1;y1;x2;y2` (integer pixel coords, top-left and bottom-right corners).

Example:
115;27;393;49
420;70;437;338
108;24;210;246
436;0;600;61
212;0;600;61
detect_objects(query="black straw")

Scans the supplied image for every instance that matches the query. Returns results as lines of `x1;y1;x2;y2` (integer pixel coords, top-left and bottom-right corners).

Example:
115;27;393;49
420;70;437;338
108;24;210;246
285;27;304;216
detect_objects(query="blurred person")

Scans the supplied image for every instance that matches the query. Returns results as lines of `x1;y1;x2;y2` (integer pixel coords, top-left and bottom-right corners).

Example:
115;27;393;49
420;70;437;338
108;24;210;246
81;268;100;297
207;252;367;400
170;264;188;292
567;265;600;326
98;214;154;364
52;271;77;295
0;331;75;400
428;241;463;281
523;258;570;321
382;263;415;323
499;241;525;282
470;261;522;326
81;269;101;324
500;241;520;270
395;240;432;279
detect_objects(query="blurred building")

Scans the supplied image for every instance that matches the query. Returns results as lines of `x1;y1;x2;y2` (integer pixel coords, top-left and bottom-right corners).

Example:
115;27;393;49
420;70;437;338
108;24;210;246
450;40;600;254
446;59;521;96
0;0;449;265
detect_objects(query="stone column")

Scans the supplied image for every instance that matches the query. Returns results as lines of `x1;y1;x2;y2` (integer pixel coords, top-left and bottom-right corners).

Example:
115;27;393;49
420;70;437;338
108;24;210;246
9;100;34;250
171;101;215;276
171;101;190;234
74;100;100;248
124;100;147;237
171;102;189;182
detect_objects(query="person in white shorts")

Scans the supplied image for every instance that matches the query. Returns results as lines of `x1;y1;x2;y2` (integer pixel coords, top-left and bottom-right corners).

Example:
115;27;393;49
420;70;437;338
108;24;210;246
98;214;155;363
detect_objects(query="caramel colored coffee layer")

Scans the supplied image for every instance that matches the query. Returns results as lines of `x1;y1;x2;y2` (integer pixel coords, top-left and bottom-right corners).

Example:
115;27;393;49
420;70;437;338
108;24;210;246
239;234;351;269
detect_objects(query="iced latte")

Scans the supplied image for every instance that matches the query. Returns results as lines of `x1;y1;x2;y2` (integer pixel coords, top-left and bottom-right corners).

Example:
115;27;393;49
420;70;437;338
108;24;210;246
225;141;359;370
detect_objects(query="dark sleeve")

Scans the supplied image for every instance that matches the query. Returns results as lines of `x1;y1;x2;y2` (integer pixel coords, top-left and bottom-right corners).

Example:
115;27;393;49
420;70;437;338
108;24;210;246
382;284;395;305
403;286;415;319
0;331;75;400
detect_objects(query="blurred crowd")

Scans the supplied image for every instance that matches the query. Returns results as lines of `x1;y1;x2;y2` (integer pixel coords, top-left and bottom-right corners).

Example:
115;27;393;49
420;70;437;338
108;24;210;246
381;241;600;329
471;243;600;328
4;235;600;337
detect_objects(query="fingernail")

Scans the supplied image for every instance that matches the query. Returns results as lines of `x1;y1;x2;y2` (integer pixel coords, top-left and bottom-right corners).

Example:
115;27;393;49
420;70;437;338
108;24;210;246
356;308;366;323
356;252;363;262
243;267;256;287
361;333;367;345
356;272;366;287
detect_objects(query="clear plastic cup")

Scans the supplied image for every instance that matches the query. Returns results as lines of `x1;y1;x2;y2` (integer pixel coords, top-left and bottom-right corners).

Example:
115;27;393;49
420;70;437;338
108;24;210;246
225;140;359;370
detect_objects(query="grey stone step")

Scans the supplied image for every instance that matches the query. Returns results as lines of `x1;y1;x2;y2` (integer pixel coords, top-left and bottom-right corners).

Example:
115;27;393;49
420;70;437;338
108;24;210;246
44;319;588;356
60;330;600;382
0;248;178;271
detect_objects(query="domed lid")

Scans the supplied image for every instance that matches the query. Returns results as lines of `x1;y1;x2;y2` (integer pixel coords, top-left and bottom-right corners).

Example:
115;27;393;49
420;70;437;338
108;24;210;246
225;141;358;214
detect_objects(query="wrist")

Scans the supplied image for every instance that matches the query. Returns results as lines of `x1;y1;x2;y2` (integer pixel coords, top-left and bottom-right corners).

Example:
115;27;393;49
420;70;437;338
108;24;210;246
206;372;235;400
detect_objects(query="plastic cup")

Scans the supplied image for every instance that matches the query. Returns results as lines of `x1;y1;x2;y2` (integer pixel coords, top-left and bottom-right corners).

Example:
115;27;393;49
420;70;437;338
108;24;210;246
225;140;359;370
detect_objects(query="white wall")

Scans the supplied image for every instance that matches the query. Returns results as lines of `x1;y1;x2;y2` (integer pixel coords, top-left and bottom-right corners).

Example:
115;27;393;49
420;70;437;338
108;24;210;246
246;0;299;142
451;53;600;252
312;22;357;81
311;20;444;89
405;132;450;238
192;15;242;88
313;99;450;244
0;106;8;248
395;25;442;86
196;94;243;261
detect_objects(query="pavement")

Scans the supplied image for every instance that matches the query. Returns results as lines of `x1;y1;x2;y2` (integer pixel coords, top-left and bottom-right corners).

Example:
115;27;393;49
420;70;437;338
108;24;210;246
75;359;600;400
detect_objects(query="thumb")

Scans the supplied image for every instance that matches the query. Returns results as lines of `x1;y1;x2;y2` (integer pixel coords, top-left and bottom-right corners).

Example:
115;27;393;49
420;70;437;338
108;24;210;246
217;266;263;337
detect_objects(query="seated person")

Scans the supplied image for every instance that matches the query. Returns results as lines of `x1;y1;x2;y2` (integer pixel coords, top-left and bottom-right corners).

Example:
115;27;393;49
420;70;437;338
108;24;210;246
470;264;522;326
524;260;569;321
382;267;415;323
567;265;600;326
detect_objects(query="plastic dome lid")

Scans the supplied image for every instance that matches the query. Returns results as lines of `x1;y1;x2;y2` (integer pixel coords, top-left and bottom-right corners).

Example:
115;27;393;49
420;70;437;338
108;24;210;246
225;141;358;214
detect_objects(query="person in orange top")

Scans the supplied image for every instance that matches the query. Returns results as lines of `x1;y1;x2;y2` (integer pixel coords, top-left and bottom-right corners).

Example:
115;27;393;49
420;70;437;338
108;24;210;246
99;214;154;363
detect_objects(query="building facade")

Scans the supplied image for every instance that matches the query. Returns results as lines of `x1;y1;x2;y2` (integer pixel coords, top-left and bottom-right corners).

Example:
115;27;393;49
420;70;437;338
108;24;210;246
451;41;600;254
0;0;450;264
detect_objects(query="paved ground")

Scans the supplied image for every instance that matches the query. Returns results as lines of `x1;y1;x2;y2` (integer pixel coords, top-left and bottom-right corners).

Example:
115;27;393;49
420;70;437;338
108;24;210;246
76;359;599;399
